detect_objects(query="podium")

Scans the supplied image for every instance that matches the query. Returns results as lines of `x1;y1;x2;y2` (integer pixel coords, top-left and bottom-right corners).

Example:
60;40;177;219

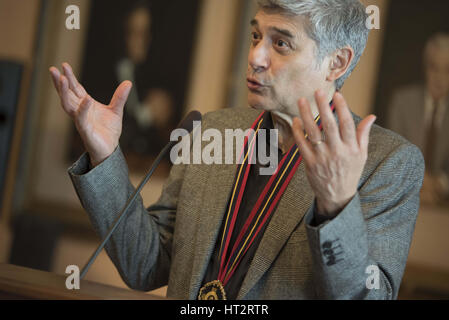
0;264;164;300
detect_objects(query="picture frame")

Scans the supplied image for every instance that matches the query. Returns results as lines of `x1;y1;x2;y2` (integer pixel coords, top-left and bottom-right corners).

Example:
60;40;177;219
68;0;202;175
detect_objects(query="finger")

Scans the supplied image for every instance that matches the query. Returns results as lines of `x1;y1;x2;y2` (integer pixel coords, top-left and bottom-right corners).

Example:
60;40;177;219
62;63;86;98
49;67;62;95
334;92;357;144
292;117;315;161
357;115;376;154
60;75;77;116
77;95;93;128
110;81;132;115
315;90;339;148
297;98;322;143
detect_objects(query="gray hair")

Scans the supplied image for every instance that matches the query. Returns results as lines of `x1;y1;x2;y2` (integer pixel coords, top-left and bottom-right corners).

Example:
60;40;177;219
256;0;370;90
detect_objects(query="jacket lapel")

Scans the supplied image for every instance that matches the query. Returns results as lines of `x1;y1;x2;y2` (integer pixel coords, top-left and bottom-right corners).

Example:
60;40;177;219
237;159;315;299
188;162;237;299
187;107;264;299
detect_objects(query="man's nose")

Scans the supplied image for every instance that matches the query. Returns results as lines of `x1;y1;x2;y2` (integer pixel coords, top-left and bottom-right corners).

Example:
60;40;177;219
249;42;270;73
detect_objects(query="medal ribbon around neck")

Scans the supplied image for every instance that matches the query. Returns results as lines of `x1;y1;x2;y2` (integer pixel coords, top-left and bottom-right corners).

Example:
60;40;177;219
216;103;336;289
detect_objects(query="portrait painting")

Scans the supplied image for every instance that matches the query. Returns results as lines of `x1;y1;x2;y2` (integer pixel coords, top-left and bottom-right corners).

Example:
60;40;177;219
67;0;202;174
373;0;449;208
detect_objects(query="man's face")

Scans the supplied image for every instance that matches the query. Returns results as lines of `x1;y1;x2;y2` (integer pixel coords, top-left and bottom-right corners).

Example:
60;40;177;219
247;10;331;117
425;46;449;101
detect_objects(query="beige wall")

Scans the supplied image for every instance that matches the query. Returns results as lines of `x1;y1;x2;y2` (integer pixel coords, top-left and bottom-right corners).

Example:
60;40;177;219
408;206;449;270
343;0;389;116
31;0;93;209
185;0;241;115
0;0;40;62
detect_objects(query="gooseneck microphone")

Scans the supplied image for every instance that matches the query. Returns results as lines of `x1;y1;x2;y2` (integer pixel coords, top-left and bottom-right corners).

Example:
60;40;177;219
80;110;202;280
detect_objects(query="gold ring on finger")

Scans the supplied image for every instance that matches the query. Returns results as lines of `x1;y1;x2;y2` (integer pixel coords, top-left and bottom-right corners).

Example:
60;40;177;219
310;140;324;148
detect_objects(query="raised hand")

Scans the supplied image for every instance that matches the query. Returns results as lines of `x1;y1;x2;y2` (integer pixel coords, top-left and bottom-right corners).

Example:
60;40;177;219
292;90;377;217
49;63;132;167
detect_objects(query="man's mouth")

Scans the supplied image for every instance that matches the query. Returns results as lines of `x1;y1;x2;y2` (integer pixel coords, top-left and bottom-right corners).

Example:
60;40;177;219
247;78;265;90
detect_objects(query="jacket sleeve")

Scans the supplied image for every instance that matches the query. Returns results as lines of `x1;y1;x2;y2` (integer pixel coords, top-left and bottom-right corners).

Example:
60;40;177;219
304;143;425;300
68;145;185;291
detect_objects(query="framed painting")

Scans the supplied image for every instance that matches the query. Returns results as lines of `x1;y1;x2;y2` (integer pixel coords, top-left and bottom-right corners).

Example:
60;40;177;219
373;0;449;208
68;0;202;175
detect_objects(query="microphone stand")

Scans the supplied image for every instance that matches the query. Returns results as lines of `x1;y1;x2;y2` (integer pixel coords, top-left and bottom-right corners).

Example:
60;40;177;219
80;141;176;279
79;110;201;279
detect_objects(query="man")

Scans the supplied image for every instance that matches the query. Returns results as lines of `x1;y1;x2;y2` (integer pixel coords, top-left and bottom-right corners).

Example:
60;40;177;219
388;33;449;205
50;0;424;299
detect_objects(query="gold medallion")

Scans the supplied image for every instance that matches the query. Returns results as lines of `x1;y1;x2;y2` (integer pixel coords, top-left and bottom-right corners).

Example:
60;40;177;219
198;280;227;300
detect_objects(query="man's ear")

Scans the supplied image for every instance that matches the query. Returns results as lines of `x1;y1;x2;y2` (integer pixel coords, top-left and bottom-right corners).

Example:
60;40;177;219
326;46;354;82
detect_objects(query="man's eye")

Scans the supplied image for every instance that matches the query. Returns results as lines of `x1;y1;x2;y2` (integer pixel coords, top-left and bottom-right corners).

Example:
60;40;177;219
276;40;289;48
251;32;261;41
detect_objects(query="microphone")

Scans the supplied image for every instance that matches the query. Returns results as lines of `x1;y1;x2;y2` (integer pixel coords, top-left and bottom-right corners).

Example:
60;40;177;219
80;110;202;280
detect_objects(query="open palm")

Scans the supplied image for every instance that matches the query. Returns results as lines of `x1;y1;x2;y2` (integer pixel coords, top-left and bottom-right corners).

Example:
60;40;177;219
49;63;132;167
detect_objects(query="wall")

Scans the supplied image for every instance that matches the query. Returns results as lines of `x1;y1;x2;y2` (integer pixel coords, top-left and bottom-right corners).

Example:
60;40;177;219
0;0;40;61
0;0;41;262
0;0;40;224
185;0;241;115
342;0;389;116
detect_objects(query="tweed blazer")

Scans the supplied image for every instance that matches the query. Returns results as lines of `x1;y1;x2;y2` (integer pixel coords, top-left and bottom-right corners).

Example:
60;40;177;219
68;106;424;300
